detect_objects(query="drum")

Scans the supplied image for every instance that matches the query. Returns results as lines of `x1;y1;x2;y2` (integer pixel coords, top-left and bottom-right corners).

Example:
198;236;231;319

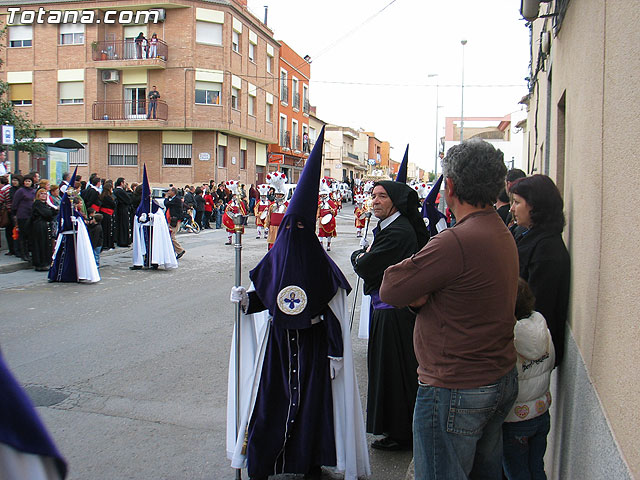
321;213;332;225
260;209;268;220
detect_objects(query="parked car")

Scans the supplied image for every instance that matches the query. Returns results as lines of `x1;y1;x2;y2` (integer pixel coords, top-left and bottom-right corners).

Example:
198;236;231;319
151;187;169;210
283;183;297;201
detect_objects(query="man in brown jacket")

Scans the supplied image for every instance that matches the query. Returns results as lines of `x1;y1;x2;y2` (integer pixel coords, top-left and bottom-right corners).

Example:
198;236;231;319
380;139;519;480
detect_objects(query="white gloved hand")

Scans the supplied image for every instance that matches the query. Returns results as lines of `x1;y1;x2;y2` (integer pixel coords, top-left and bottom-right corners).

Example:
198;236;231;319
359;237;370;249
329;356;343;380
70;215;77;222
230;286;248;309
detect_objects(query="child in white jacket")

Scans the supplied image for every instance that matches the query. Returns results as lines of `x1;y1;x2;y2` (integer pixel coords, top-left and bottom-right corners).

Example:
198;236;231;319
502;278;555;480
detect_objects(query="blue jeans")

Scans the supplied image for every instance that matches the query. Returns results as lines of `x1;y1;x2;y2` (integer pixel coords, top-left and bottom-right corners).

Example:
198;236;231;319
413;368;518;480
502;411;550;480
216;207;223;229
93;246;101;267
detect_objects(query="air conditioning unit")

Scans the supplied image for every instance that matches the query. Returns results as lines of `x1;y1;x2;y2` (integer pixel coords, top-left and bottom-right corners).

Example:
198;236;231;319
102;70;119;83
150;8;166;22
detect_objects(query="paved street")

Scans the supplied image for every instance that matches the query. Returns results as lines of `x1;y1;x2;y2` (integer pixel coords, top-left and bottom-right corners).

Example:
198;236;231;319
0;212;412;480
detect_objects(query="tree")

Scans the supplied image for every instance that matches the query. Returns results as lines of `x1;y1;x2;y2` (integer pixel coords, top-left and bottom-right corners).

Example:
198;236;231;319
0;27;45;158
427;171;436;182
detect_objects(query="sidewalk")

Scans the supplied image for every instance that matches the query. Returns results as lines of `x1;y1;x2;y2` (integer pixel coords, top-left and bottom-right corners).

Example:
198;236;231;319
0;228;132;274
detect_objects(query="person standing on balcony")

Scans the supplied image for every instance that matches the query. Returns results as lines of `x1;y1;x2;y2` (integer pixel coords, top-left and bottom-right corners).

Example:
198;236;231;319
147;86;160;119
149;33;158;58
135;32;145;59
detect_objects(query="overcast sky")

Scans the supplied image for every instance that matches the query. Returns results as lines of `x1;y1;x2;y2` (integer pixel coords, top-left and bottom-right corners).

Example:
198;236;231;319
247;0;530;171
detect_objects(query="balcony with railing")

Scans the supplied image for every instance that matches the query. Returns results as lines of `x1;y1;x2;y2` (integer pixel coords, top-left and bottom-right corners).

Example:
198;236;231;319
292;92;300;110
280;130;290;149
92;39;168;69
92;100;168;121
292;135;300;151
280;84;289;104
303;99;310;114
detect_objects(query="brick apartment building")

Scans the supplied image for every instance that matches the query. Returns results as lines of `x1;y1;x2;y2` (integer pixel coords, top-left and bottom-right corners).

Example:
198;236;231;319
266;40;310;183
0;0;279;187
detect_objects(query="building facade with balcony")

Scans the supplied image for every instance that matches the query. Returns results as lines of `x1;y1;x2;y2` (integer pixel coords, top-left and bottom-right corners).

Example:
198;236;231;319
323;125;366;183
266;40;309;183
1;0;279;186
518;1;639;478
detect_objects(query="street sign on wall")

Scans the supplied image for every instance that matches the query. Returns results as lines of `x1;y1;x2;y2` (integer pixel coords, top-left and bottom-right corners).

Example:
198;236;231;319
268;153;284;164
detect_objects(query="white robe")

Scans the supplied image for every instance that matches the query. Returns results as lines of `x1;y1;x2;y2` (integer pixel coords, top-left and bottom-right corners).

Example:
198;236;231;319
226;288;370;480
52;219;100;283
0;444;62;480
358;293;371;340
132;211;178;269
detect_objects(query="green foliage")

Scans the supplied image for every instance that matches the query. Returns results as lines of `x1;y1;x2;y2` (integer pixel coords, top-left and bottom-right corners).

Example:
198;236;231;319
427;171;436;182
0;26;45;155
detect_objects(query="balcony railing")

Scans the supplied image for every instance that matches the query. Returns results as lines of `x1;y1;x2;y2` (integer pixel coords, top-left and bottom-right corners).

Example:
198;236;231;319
92;39;168;62
292;135;300;151
92;100;168;121
303;99;310;114
280;130;290;148
347;152;359;160
280;84;289;103
292;92;300;110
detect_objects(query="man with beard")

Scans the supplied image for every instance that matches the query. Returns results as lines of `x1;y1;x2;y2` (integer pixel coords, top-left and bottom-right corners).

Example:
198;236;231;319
351;180;429;451
114;177;132;247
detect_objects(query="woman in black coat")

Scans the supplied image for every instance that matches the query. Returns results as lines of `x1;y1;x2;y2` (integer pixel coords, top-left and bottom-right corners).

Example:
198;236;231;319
30;188;57;271
510;174;571;366
99;182;116;250
194;187;205;227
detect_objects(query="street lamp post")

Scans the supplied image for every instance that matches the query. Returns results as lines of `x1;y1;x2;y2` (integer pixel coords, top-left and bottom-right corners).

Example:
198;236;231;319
460;39;467;143
428;73;440;177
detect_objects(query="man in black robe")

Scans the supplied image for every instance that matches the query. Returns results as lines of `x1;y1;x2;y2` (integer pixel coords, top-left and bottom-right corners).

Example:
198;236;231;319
80;176;101;213
351;181;429;451
113;177;132;247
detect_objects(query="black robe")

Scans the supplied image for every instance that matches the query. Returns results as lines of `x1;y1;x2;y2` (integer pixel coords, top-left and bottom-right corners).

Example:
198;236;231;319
81;187;101;212
29;201;57;269
100;194;116;250
351;214;419;443
516;227;570;366
113;188;132;247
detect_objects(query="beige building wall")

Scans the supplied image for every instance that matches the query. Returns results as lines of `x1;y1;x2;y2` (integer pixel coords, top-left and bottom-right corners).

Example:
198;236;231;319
524;1;639;477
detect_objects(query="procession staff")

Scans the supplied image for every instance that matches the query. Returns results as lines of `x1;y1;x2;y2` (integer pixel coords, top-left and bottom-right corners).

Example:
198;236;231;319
317;178;337;251
253;184;270;240
263;172;288;250
227;127;370;480
222;181;247;246
350;180;429;451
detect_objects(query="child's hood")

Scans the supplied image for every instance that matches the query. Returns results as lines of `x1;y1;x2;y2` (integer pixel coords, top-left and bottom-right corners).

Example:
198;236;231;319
513;311;551;361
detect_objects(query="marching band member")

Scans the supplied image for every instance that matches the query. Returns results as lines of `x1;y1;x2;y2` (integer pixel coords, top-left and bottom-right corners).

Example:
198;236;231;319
264;172;288;250
253;184;270;240
222;180;247;245
317;179;337;251
353;194;367;238
331;183;342;212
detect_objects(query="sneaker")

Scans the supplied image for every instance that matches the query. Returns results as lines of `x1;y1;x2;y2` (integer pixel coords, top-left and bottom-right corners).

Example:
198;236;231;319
225;241;232;245
371;436;409;451
256;236;261;239
176;250;185;259
326;246;331;251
